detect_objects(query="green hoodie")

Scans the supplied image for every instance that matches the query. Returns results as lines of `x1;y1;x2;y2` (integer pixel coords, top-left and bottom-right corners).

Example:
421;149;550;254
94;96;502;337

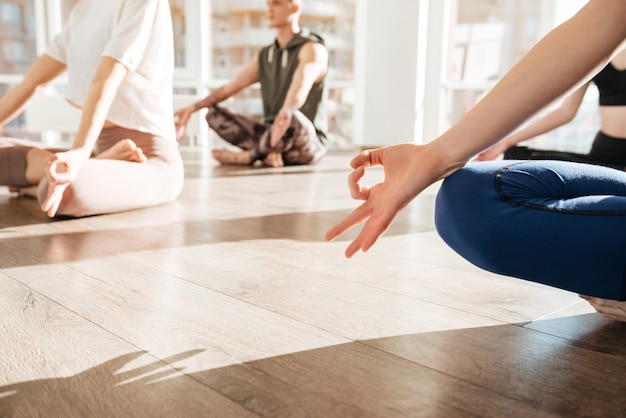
258;28;328;144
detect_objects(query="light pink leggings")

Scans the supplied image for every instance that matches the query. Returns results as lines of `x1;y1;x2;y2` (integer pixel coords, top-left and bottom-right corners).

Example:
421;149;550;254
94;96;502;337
0;126;184;217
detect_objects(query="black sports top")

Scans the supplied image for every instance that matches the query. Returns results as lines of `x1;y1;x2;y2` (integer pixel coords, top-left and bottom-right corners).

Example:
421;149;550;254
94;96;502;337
592;62;626;106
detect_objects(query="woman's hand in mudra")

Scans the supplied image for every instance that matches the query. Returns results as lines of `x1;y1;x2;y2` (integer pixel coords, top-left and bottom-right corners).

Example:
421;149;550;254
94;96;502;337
41;149;89;217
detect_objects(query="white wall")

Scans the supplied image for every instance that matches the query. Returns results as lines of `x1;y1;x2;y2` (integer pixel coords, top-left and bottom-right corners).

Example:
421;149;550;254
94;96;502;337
353;0;425;147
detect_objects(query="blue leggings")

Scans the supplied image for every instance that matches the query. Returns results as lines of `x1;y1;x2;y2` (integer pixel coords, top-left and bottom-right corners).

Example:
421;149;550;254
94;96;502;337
435;160;626;300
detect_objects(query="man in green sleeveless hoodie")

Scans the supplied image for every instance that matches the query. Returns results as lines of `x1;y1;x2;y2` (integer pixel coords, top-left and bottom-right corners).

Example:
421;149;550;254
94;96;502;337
174;0;328;167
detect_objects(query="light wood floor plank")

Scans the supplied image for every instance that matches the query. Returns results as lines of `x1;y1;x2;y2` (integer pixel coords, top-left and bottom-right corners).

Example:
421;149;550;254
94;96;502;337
119;243;505;340
0;273;258;418
363;316;626;417
4;256;349;372
236;339;562;418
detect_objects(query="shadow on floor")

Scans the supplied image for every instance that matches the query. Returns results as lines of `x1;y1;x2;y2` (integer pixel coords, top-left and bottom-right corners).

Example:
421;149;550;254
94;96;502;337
0;194;51;229
2;314;626;417
0;205;435;269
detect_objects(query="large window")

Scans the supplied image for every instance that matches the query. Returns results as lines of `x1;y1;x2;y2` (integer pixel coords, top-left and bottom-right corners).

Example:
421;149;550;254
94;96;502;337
0;0;36;75
170;0;187;68
0;1;37;137
445;0;594;153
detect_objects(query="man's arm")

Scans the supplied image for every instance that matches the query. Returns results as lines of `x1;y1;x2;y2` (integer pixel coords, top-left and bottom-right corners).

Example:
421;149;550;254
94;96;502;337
174;56;260;140
193;56;260;110
282;42;328;111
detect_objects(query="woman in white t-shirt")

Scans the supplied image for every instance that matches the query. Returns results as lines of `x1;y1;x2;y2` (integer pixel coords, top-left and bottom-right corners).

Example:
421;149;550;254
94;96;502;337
0;0;183;217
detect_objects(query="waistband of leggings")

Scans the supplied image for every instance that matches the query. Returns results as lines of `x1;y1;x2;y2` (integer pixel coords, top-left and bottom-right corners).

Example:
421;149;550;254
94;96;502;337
596;130;626;143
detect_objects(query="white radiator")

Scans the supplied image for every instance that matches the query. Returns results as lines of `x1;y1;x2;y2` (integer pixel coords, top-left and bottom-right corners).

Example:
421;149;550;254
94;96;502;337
23;94;81;144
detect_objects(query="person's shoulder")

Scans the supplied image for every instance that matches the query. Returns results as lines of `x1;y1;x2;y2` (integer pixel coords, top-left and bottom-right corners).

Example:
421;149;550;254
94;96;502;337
299;27;326;46
293;28;327;59
299;41;326;56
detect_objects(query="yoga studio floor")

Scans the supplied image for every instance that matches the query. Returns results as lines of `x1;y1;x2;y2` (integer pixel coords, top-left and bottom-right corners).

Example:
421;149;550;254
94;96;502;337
1;147;626;417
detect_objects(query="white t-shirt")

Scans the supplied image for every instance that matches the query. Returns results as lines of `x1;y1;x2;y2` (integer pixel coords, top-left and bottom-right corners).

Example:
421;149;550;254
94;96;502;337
45;0;176;142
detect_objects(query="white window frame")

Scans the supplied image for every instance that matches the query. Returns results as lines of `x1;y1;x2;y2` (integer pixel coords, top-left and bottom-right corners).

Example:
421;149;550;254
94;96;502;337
173;0;210;89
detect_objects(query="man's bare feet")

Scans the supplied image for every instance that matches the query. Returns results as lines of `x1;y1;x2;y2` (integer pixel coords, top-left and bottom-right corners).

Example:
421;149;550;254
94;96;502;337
212;148;253;165
96;139;146;162
262;152;284;167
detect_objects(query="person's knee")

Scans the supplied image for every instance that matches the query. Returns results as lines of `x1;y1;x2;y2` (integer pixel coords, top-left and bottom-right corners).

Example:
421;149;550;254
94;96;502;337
0;146;31;187
205;105;225;129
290;110;314;130
282;142;326;166
434;164;504;249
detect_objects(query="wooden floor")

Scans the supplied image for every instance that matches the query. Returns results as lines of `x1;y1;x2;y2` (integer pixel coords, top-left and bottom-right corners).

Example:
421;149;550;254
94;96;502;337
1;148;626;417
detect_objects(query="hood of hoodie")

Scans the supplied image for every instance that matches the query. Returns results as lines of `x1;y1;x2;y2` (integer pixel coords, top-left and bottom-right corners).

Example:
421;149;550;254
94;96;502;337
266;28;326;69
285;27;325;49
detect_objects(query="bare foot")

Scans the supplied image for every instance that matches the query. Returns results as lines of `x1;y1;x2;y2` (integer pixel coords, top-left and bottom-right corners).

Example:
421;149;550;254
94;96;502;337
580;294;626;322
96;139;146;163
262;152;284;167
212;148;253;165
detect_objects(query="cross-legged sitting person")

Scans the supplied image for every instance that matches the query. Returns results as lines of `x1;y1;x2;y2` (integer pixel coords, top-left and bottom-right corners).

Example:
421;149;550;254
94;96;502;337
0;0;184;218
174;0;328;168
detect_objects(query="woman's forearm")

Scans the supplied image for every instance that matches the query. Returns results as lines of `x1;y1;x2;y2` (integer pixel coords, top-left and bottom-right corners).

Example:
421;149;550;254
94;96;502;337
501;108;576;147
0;83;37;127
0;55;65;127
434;0;626;167
498;82;589;149
71;57;127;153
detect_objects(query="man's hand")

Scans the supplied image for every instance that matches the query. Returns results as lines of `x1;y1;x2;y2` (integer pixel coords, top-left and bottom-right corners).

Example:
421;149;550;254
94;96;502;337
270;108;293;148
325;143;453;258
174;106;194;141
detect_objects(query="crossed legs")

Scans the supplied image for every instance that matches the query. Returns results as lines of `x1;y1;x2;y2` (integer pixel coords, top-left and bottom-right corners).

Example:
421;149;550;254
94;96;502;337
207;106;325;167
2;138;147;198
1;127;183;217
435;160;626;300
213;110;293;167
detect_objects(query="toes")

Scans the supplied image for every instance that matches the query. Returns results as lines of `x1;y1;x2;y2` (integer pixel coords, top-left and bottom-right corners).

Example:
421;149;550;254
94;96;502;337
125;139;138;151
